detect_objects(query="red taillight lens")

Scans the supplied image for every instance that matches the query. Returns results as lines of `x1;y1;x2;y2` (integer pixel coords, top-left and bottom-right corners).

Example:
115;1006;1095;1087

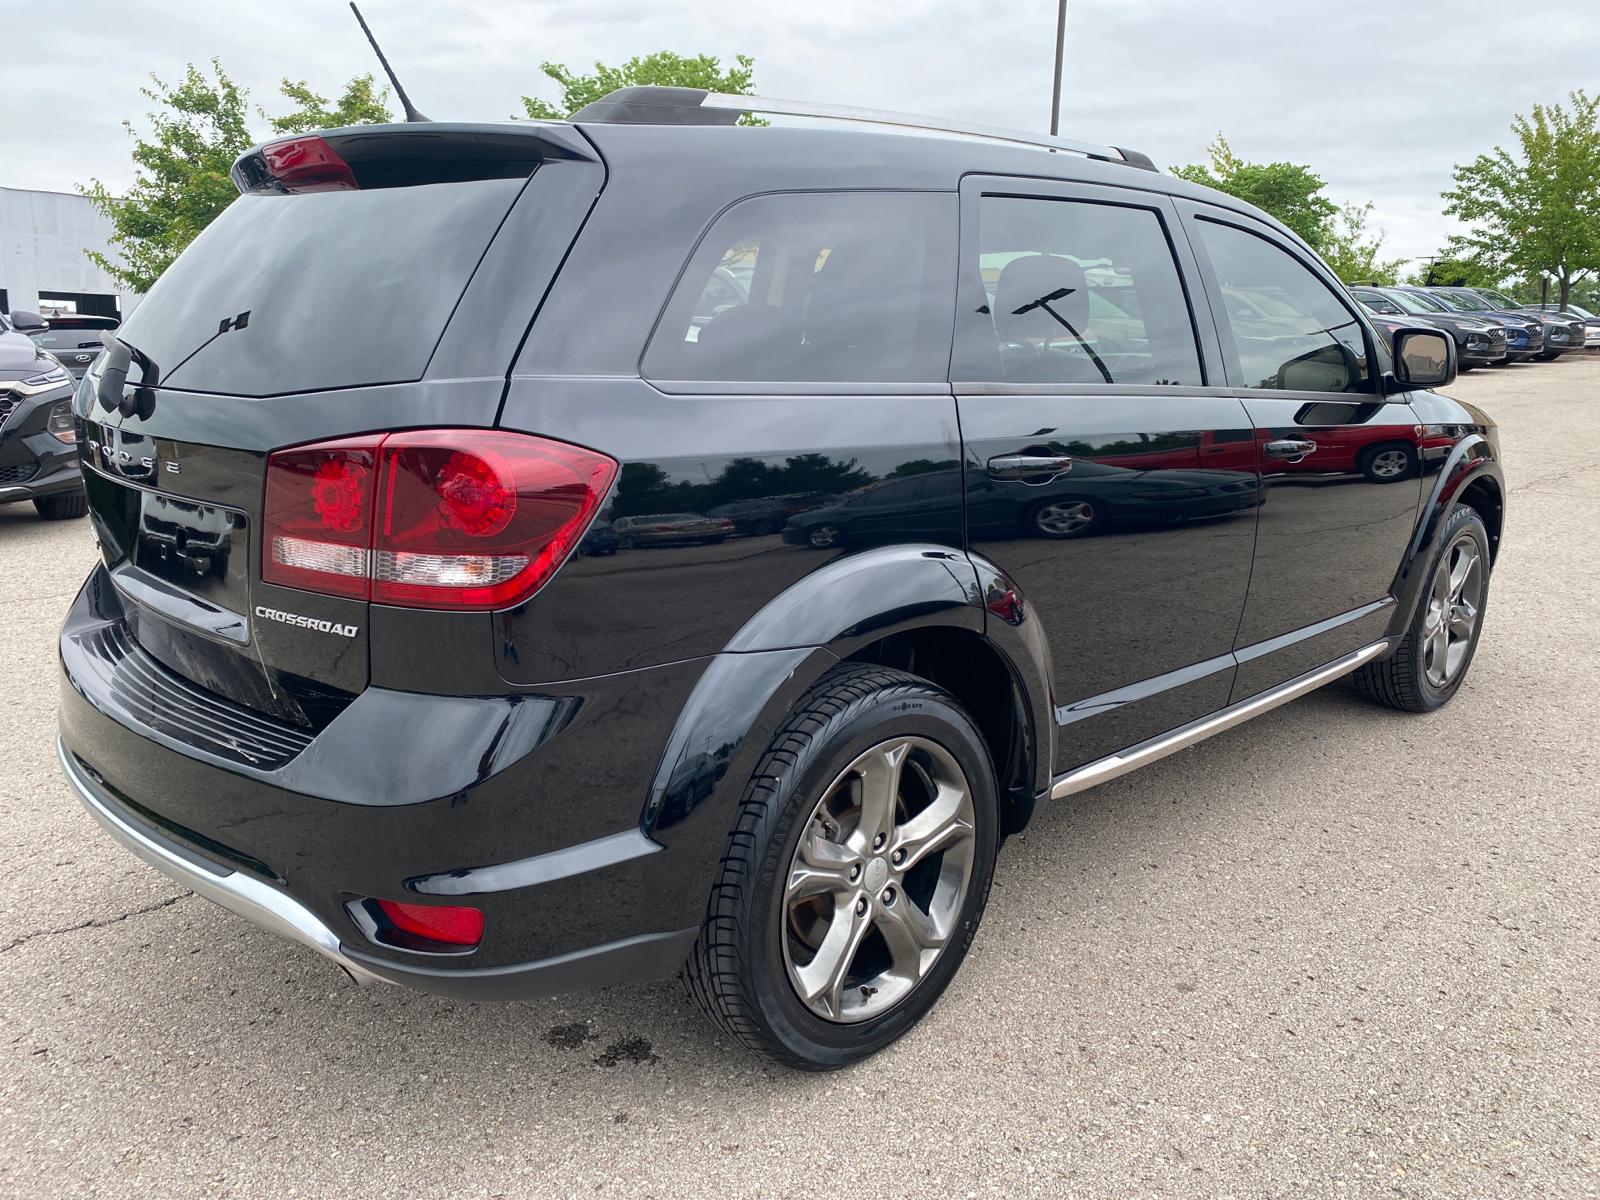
262;437;378;600
261;431;616;611
260;135;359;193
373;899;483;947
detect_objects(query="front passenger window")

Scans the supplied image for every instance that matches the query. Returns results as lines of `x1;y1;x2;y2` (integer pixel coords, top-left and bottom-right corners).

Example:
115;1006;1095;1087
1195;218;1374;395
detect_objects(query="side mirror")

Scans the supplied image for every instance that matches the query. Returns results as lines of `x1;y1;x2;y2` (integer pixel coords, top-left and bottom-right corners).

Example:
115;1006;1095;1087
7;309;48;332
1392;328;1456;389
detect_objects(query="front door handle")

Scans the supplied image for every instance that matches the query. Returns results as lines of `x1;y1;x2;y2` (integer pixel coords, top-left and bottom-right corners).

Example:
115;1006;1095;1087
987;454;1074;481
1263;438;1317;461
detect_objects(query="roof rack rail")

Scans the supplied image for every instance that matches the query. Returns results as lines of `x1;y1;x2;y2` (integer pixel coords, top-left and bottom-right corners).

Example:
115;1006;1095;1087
567;86;1158;172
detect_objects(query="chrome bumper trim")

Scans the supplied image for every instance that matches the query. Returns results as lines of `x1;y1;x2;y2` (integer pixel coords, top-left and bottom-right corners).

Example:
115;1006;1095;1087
57;738;385;985
1050;640;1391;799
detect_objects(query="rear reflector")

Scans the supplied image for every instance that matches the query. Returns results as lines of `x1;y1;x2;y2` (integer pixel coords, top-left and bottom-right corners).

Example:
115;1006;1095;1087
262;430;616;611
373;899;483;947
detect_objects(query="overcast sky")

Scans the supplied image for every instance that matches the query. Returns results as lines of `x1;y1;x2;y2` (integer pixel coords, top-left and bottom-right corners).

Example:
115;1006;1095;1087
4;0;1596;268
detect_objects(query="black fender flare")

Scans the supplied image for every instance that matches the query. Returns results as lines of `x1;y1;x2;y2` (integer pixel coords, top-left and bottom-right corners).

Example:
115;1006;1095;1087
641;544;1057;891
1387;432;1504;639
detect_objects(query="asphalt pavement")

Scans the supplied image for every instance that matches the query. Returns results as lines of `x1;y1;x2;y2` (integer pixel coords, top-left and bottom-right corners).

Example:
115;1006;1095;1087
2;355;1596;1198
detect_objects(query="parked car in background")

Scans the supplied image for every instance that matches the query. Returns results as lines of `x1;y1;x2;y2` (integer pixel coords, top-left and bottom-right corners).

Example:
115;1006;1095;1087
1400;287;1543;361
1433;288;1568;361
1523;303;1600;348
1457;288;1584;360
1510;300;1600;352
0;310;88;520
1349;287;1505;369
612;511;734;547
25;313;120;379
55;88;1505;1070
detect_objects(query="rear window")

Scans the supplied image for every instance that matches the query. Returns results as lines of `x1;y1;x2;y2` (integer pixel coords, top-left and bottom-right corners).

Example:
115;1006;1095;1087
115;178;526;397
30;324;115;350
643;191;957;385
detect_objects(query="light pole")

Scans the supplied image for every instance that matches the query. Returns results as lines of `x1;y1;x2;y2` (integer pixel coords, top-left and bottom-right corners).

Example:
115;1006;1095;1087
1049;0;1068;135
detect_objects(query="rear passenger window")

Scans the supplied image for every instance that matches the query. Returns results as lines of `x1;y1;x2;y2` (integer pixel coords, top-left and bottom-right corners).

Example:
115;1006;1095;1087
1194;218;1375;394
643;191;957;384
954;195;1202;386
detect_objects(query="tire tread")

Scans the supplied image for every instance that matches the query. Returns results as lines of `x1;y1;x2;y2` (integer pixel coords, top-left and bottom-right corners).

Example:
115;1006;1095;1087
681;663;948;1069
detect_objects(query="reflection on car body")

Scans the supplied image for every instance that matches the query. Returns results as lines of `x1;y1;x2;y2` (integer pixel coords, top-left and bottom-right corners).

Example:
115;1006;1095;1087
612;512;735;547
786;457;1261;547
707;491;837;537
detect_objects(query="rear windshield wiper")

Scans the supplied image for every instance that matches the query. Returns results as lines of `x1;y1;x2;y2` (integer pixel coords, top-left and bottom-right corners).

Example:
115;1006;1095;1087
96;334;161;416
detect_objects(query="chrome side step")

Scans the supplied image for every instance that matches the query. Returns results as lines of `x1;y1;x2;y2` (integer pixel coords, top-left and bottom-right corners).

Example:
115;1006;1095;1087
1049;640;1390;800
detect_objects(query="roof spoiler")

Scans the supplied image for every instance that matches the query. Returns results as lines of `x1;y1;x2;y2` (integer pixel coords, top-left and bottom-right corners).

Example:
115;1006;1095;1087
231;122;595;195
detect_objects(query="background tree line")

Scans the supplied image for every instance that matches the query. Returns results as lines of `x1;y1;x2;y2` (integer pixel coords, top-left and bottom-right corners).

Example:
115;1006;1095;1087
85;54;1598;311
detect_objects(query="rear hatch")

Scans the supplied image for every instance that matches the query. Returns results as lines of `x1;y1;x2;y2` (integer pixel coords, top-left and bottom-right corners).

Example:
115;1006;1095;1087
77;122;602;733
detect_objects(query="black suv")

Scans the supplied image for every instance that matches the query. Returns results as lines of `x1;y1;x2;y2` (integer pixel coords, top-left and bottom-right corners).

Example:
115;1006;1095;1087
57;88;1505;1069
1;310;89;520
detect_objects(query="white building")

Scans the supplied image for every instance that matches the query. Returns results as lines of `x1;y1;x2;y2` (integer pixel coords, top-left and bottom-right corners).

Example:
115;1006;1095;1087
0;187;142;321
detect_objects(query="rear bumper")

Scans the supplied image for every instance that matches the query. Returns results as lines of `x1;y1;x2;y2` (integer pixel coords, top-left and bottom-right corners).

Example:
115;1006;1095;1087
57;567;713;998
59;740;696;997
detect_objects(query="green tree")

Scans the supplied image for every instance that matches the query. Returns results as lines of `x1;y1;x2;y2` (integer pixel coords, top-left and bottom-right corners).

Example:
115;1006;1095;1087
1442;90;1600;309
80;61;255;293
82;63;394;293
519;51;761;122
268;74;391;135
1172;135;1338;249
1319;202;1405;285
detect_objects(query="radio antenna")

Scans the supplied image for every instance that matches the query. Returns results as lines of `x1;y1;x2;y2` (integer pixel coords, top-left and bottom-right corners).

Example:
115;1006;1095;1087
349;3;429;122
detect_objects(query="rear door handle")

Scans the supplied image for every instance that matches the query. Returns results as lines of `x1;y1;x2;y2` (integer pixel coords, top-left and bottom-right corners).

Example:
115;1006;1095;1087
987;454;1074;481
1263;438;1317;461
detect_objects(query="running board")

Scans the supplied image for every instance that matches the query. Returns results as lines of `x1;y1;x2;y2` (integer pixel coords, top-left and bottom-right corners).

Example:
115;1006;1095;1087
1049;640;1391;800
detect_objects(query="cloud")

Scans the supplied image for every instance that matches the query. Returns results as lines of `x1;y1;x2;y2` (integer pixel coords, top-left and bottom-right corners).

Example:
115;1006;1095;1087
5;0;1596;264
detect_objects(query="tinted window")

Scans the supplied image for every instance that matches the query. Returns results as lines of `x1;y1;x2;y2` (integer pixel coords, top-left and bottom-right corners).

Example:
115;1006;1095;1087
1352;289;1403;316
1390;289;1446;315
30;328;111;350
115;178;528;397
643;191;957;384
1196;218;1373;394
955;196;1201;386
1477;290;1520;309
1433;290;1490;312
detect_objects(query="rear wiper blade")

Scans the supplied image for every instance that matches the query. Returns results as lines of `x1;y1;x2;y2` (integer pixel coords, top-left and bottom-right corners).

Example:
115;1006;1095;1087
100;310;252;416
96;334;161;416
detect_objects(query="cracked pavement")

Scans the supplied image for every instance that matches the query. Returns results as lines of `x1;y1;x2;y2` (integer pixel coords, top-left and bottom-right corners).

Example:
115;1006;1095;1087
1;356;1597;1197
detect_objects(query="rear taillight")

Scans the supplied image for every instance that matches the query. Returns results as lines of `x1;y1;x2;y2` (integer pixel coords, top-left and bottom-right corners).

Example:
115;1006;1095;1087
262;436;377;600
258;135;359;193
262;431;616;610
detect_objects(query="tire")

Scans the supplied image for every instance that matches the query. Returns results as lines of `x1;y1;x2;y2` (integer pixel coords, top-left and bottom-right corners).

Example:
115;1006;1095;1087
807;524;841;549
1028;496;1103;539
1352;504;1490;713
682;664;1000;1070
33;491;88;520
1358;443;1417;484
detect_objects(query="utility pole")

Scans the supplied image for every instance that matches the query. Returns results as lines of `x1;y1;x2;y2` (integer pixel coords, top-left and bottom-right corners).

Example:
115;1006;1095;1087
1049;0;1068;136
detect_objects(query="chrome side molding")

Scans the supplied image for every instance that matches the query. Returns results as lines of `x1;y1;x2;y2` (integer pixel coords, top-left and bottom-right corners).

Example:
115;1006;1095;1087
1049;640;1391;800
